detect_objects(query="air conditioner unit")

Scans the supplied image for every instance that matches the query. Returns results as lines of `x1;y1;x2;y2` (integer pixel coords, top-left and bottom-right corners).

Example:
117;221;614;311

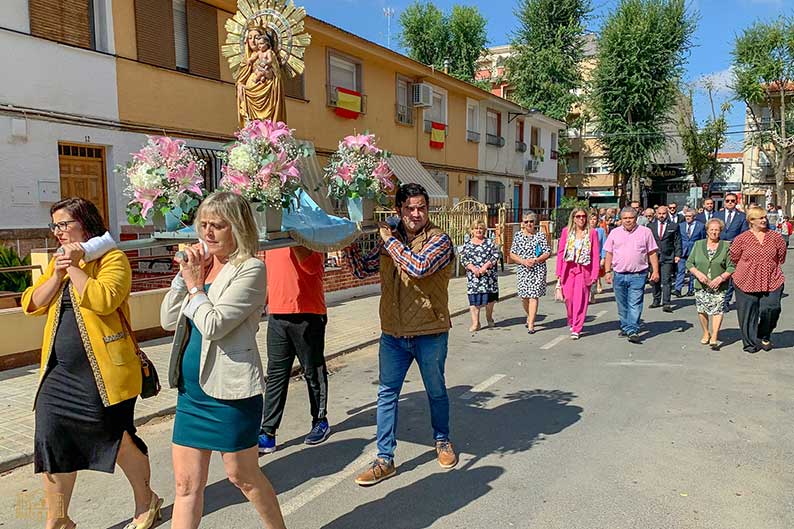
525;159;539;174
412;83;433;108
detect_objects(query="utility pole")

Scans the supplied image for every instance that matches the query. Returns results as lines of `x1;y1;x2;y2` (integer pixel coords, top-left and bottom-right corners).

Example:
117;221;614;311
383;7;395;49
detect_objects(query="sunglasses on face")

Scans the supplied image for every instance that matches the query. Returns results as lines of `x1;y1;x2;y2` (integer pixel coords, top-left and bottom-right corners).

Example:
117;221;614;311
522;220;535;224
725;199;736;203
574;214;587;219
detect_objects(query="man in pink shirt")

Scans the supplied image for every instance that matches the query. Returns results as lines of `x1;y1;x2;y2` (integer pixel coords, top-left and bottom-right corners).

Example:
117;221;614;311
604;206;660;343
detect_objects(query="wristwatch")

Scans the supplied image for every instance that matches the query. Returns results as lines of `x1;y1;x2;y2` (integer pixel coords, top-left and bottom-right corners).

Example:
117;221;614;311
188;286;200;296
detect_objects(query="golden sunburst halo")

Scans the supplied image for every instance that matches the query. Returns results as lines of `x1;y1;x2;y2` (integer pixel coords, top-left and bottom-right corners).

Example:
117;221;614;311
223;0;311;79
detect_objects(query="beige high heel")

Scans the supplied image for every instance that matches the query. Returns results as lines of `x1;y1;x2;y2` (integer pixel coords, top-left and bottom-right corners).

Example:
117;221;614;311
123;493;163;529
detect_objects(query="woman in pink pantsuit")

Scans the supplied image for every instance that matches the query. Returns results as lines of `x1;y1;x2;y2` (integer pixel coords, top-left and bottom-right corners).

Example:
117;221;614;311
556;208;601;339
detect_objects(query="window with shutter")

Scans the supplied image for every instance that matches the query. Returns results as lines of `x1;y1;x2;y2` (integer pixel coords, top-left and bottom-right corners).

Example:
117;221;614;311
186;0;220;78
29;0;93;49
135;0;176;69
173;0;189;71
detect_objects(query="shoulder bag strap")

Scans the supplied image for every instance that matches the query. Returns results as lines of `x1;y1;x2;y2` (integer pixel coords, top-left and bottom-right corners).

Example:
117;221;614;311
117;308;147;365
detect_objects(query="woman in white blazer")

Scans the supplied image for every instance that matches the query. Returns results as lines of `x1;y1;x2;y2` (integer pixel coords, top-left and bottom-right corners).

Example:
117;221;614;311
160;192;285;529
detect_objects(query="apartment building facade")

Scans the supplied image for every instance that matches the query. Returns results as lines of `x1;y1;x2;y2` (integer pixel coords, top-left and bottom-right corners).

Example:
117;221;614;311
2;0;566;259
741;86;794;213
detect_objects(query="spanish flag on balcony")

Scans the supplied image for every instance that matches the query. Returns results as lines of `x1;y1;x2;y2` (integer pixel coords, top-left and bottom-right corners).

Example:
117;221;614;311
430;122;446;149
334;87;362;119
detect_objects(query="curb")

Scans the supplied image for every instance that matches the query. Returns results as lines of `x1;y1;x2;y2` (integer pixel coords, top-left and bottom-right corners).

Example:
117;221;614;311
0;270;554;474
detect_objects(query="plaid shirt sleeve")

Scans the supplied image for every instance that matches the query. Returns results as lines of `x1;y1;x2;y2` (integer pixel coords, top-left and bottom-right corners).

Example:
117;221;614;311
383;233;454;278
346;240;384;279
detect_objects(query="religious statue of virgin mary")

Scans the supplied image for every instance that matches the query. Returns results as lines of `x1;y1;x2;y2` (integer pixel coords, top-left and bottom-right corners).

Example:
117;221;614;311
223;0;311;126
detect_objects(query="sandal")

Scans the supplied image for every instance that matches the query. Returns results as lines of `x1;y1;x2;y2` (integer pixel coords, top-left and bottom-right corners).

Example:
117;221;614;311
469;324;480;333
709;341;720;351
700;335;710;345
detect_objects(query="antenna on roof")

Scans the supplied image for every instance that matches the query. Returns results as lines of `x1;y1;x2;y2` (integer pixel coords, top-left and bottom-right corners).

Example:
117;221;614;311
383;7;395;49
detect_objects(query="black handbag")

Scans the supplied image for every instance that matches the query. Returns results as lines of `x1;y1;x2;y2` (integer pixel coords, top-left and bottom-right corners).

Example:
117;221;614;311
118;309;161;399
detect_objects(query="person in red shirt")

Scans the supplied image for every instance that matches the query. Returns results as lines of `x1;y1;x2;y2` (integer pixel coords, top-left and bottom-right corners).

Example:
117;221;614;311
258;246;330;453
730;206;787;353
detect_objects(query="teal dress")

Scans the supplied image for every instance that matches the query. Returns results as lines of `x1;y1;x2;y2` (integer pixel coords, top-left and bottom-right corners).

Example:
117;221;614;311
172;284;263;452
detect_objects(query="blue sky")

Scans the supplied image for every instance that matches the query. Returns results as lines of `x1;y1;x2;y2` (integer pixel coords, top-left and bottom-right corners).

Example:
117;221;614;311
300;0;790;150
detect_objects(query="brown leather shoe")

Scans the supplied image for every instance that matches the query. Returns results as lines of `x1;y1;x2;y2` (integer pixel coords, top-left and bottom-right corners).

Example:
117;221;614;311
354;458;396;486
435;440;458;469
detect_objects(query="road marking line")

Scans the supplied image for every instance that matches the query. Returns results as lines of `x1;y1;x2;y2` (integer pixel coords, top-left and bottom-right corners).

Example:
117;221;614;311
606;361;684;368
280;451;374;517
595;310;608;318
279;442;478;517
540;335;567;350
459;374;506;400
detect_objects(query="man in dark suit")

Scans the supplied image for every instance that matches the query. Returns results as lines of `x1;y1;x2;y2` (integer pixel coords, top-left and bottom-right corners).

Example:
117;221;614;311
650;206;682;312
714;193;748;310
676;208;706;296
695;198;716;224
667;202;685;224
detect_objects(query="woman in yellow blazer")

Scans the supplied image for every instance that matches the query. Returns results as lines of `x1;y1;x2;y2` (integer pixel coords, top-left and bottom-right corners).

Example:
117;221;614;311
21;197;160;529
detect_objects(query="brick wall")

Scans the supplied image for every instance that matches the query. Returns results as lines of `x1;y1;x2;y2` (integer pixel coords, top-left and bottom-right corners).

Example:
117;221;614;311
0;228;57;260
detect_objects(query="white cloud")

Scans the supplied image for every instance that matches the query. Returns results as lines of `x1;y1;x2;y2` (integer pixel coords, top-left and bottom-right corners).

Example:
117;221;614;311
694;67;735;96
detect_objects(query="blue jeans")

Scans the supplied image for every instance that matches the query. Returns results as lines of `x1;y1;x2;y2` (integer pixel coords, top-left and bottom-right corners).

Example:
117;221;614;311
675;258;694;293
613;271;646;335
376;332;450;461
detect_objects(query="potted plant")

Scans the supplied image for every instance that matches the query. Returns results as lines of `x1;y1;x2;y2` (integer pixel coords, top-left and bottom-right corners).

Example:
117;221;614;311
119;136;206;231
324;133;395;223
219;119;310;237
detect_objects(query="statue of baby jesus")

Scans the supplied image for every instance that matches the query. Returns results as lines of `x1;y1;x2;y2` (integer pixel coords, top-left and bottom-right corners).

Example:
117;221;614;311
249;34;277;84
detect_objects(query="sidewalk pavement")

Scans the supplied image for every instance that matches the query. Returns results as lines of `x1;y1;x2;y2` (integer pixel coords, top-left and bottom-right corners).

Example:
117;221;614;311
0;259;558;473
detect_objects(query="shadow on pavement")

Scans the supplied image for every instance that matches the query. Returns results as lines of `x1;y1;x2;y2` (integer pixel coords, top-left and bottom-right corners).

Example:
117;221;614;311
317;386;582;529
142;386;581;528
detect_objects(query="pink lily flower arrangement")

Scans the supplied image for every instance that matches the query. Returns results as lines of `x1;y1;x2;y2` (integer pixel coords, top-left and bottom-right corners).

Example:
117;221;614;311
219;119;311;209
324;133;395;205
118;135;206;227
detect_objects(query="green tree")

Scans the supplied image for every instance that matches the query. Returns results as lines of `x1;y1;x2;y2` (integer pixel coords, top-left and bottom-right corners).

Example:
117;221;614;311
448;6;488;82
399;1;488;83
590;0;695;203
677;83;730;195
506;0;591;122
732;16;794;213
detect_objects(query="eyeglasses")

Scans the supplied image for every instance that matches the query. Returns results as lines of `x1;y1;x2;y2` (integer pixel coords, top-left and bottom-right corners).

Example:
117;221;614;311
522;220;535;224
48;220;79;232
574;215;587;219
725;199;736;203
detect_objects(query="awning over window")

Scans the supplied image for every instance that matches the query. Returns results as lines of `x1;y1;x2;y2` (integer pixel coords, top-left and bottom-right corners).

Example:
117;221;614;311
386;155;448;199
296;141;336;214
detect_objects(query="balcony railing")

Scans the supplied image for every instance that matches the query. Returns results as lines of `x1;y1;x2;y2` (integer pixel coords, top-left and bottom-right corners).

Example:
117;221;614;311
396;103;413;125
466;130;481;143
326;85;368;114
515;141;527;153
486;134;505;147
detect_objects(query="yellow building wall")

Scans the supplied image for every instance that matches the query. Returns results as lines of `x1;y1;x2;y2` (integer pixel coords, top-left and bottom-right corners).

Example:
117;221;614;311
117;60;238;136
112;7;481;191
112;0;137;60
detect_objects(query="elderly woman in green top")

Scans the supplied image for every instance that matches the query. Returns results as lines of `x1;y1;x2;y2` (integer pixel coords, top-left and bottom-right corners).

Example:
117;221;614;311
686;218;735;350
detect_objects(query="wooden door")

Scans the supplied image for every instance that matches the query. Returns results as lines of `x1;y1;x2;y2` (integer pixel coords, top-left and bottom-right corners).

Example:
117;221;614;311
58;143;108;224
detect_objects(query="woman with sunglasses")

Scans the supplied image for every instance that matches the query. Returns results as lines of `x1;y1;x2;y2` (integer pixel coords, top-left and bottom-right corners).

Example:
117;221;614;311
21;197;160;529
557;209;601;339
510;212;551;333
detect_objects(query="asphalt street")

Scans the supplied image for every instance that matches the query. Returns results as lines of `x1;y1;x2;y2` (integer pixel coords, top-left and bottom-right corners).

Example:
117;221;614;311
2;272;793;529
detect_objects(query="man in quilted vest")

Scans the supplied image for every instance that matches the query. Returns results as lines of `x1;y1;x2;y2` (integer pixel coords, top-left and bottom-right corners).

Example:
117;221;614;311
346;183;457;486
